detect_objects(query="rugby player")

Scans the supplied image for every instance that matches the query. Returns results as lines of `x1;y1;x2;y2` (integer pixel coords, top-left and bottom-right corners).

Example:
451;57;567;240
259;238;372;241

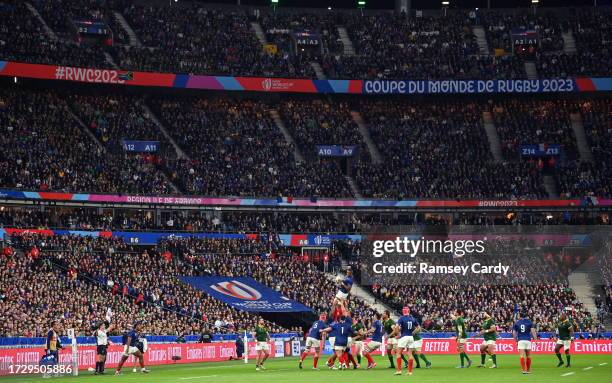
392;307;419;376
410;317;431;369
115;322;149;375
322;314;354;370
512;311;538;374
554;313;574;368
451;310;471;368
253;318;271;371
299;313;327;370
477;312;498;368
362;313;384;369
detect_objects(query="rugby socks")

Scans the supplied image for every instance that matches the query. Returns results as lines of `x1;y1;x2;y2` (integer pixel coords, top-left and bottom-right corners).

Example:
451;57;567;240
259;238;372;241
460;353;465;367
347;353;358;368
419;354;430;365
492;354;497;365
565;354;571;365
413;352;420;368
95;362;102;373
364;353;374;365
408;359;414;373
556;352;563;363
526;357;532;371
401;354;409;367
396;356;403;372
300;351;307;362
313;356;319;368
481;353;486;365
387;354;395;368
520;357;526;372
357;354;361;364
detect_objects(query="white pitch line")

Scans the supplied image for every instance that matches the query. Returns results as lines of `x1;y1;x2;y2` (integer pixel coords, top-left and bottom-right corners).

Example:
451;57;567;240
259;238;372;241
583;367;593;371
179;375;219;380
599;363;608;366
561;372;575;377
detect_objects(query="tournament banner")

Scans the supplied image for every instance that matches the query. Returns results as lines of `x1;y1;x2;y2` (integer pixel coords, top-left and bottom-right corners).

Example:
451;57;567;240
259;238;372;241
178;276;312;312
520;144;561;157
3;188;610;209
316;145;358;157
1;61;611;95
122;140;160;153
0;342;278;375
317;339;612;356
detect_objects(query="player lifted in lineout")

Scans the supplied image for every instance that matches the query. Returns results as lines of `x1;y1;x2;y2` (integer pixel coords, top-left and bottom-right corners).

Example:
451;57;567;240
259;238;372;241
513;310;538;374
254;318;271;371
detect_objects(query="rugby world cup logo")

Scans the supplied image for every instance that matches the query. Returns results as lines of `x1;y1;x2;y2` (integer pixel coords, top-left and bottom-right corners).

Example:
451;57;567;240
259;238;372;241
210;280;262;300
262;78;273;91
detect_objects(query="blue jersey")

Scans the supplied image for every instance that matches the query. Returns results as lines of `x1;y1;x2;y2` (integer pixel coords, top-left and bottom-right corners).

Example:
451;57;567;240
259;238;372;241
371;320;384;342
513;319;534;341
124;329;139;347
397;315;419;337
332;321;354;346
308;320;326;339
341;276;354;293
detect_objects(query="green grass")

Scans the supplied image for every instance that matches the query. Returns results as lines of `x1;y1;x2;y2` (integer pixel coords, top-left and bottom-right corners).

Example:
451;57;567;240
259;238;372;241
2;355;611;383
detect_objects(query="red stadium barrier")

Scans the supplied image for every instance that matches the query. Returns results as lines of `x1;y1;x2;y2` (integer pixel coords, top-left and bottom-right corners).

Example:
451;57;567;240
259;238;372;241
1;339;610;375
0;341;280;375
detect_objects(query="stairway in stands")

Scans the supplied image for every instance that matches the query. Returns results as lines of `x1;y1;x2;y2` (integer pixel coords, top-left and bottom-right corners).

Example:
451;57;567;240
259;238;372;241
350;111;383;164
562;31;577;54
269;110;305;163
337;26;356;56
472;26;490;55
481;111;503;163
524;61;538;80
113;11;142;47
569;113;594;162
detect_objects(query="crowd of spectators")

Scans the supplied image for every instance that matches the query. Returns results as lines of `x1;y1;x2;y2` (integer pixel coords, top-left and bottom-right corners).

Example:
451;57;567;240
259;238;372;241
3;2;612;79
489;99;578;160
0;233;377;336
0;1;111;68
371;283;597;333
355;99;547;199
152;96;352;198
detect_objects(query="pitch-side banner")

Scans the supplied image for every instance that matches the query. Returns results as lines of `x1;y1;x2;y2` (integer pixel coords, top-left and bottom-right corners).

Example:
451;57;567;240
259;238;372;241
317;339;612;356
178;276;312;313
0;342;278;375
1;61;611;95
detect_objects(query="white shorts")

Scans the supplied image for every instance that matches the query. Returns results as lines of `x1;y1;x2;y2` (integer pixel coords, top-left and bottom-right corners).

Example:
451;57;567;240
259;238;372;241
397;336;414;349
482;340;496;346
334;344;348;351
556;340;571;349
386;338;398;349
306;337;321;349
457;338;467;345
354;340;364;350
329;337;335;348
347;337;353;347
336;290;348;300
123;346;140;356
255;341;270;351
410;339;423;350
366;341;382;351
518;340;532;350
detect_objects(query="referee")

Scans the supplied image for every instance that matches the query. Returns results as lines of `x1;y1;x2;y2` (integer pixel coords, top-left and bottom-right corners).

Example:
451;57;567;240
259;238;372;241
94;321;114;374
